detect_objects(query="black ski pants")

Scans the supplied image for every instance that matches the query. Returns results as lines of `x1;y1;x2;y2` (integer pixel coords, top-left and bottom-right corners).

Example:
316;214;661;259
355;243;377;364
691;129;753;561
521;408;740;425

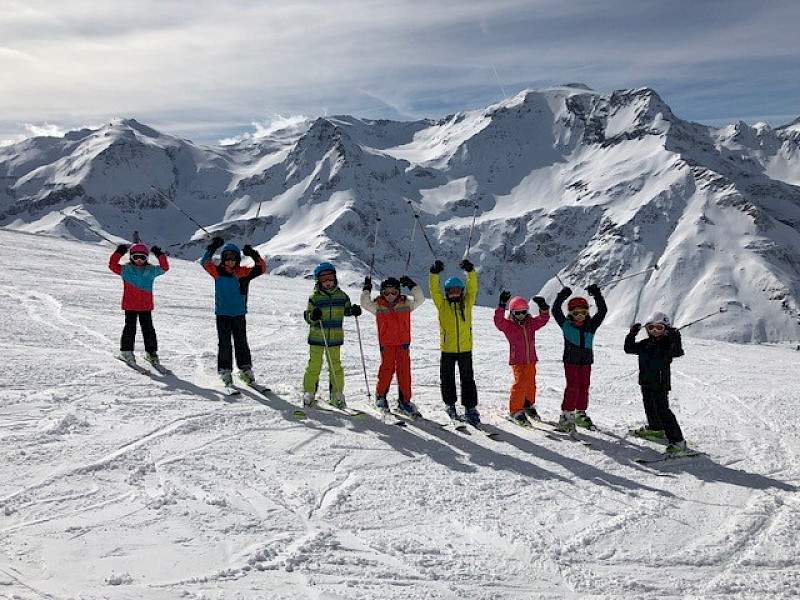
440;351;478;409
641;387;684;444
121;310;157;354
217;315;252;373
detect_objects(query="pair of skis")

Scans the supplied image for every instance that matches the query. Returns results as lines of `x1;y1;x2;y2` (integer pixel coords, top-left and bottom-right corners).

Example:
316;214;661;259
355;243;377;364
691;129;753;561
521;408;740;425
116;355;171;377
507;413;593;446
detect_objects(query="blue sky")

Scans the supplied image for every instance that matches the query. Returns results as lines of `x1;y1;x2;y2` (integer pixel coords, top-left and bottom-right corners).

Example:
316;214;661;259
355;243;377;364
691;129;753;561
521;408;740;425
1;0;798;145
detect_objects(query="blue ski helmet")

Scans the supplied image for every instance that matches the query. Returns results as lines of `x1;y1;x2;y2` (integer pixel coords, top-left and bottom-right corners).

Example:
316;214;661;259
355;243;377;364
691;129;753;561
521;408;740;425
443;276;465;290
314;262;336;279
220;243;241;263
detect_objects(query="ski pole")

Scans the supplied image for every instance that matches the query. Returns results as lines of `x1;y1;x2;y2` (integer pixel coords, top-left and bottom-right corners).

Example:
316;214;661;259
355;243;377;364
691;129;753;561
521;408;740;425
317;316;339;395
408;200;437;258
150;186;211;236
249;185;266;241
463;202;479;259
353;316;372;402
535;244;566;288
58;210;118;245
402;213;417;275
368;217;381;280
598;265;659;287
677;307;727;331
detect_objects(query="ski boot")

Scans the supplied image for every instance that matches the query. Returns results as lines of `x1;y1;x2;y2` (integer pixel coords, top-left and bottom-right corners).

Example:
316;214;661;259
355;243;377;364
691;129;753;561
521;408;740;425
557;412;576;433
238;367;256;385
510;410;530;427
632;426;667;441
444;404;458;421
329;392;346;409
144;352;161;367
375;394;389;412
396;401;421;419
524;406;541;422
464;407;481;426
666;440;695;457
302;391;317;407
119;350;136;365
574;410;594;429
219;369;233;387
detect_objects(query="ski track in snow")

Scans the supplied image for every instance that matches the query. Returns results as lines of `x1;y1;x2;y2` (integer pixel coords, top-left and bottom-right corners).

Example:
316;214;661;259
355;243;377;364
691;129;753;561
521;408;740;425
0;230;798;599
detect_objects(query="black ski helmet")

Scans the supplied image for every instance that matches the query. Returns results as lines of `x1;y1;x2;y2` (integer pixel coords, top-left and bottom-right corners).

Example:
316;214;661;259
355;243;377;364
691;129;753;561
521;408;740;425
380;277;401;292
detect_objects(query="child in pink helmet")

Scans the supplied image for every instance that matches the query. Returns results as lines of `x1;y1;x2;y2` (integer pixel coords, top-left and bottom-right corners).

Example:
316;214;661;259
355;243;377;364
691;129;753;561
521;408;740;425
494;292;550;425
108;242;169;367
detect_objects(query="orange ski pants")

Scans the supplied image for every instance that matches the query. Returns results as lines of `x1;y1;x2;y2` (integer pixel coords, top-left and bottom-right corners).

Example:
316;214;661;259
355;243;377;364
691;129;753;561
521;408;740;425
376;345;412;402
509;363;537;413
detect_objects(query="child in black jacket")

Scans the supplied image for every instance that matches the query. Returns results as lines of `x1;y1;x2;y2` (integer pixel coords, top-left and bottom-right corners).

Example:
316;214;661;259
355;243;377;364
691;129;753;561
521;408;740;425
624;311;692;455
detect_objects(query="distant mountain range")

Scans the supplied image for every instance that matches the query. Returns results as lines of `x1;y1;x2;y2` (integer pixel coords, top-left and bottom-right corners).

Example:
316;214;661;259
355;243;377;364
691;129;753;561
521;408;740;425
1;84;799;342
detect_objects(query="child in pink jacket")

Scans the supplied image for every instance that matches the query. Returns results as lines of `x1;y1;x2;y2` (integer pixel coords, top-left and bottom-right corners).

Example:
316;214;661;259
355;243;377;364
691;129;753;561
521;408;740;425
493;291;550;424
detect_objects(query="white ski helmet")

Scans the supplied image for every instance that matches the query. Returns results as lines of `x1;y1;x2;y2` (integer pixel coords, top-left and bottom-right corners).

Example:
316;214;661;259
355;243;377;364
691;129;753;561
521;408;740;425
645;311;671;327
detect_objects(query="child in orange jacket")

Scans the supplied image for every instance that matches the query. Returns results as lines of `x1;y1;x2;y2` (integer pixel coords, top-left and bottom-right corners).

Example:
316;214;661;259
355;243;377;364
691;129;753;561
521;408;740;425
360;275;425;417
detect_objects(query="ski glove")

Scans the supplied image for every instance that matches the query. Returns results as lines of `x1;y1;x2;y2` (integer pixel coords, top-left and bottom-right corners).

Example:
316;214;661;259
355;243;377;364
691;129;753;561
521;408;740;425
499;290;511;307
310;307;323;322
399;275;416;289
207;236;224;253
430;260;444;274
151;246;164;257
459;258;474;272
557;286;572;299
115;244;129;255
242;244;259;259
363;276;372;291
630;323;642;335
532;296;550;311
349;304;362;317
586;283;601;297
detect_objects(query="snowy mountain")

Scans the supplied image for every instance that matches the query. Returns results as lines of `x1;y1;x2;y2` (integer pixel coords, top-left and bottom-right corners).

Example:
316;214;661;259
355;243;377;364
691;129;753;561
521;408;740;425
2;86;800;342
0;229;798;598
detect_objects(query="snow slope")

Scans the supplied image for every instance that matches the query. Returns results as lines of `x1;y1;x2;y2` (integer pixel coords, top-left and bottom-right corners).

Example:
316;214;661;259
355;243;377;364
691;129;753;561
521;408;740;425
1;230;798;599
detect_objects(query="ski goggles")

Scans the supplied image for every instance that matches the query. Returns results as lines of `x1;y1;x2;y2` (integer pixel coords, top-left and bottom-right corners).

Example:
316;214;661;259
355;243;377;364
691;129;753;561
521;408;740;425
131;254;148;262
569;308;588;316
318;274;336;284
646;323;666;332
512;310;528;318
381;288;400;297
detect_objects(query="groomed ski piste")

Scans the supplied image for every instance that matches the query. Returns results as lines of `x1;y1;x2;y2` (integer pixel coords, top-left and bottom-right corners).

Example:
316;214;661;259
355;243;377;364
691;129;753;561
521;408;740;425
1;229;798;600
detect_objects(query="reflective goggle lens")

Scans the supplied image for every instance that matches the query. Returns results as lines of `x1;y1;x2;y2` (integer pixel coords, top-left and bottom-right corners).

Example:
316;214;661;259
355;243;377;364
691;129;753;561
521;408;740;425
318;275;335;283
646;323;665;332
570;308;588;316
512;310;528;318
131;254;147;261
382;288;399;297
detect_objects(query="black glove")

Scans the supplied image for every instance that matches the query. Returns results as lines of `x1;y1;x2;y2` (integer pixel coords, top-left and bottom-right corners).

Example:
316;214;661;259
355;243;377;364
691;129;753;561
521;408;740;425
363;277;372;291
557;286;572;298
586;283;601;297
350;304;362;317
151;246;164;257
532;296;550;311
630;323;642;335
430;260;444;274
459;258;474;272
499;290;511;307
399;275;416;289
310;307;323;322
115;244;129;255
242;244;259;259
207;236;224;253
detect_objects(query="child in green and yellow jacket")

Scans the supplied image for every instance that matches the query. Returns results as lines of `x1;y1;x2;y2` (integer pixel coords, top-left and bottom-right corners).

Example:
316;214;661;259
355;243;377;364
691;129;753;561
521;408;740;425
302;262;361;408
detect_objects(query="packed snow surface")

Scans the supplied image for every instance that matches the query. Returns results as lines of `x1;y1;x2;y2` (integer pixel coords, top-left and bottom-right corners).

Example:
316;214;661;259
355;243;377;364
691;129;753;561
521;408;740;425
0;230;798;599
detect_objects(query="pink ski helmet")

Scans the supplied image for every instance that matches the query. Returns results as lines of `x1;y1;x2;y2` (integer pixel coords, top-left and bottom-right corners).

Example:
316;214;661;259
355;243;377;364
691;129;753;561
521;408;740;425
129;243;149;255
508;296;529;312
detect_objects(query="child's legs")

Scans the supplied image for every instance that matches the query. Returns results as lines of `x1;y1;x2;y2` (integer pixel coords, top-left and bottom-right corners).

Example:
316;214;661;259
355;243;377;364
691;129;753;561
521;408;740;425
575;364;592;411
324;345;344;394
231;315;252;369
216;316;234;372
561;363;581;411
376;345;398;397
456;352;478;409
648;388;684;444
138;311;157;354
510;363;537;413
641;387;665;430
440;352;458;405
121;311;138;351
396;345;412;402
302;345;325;393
